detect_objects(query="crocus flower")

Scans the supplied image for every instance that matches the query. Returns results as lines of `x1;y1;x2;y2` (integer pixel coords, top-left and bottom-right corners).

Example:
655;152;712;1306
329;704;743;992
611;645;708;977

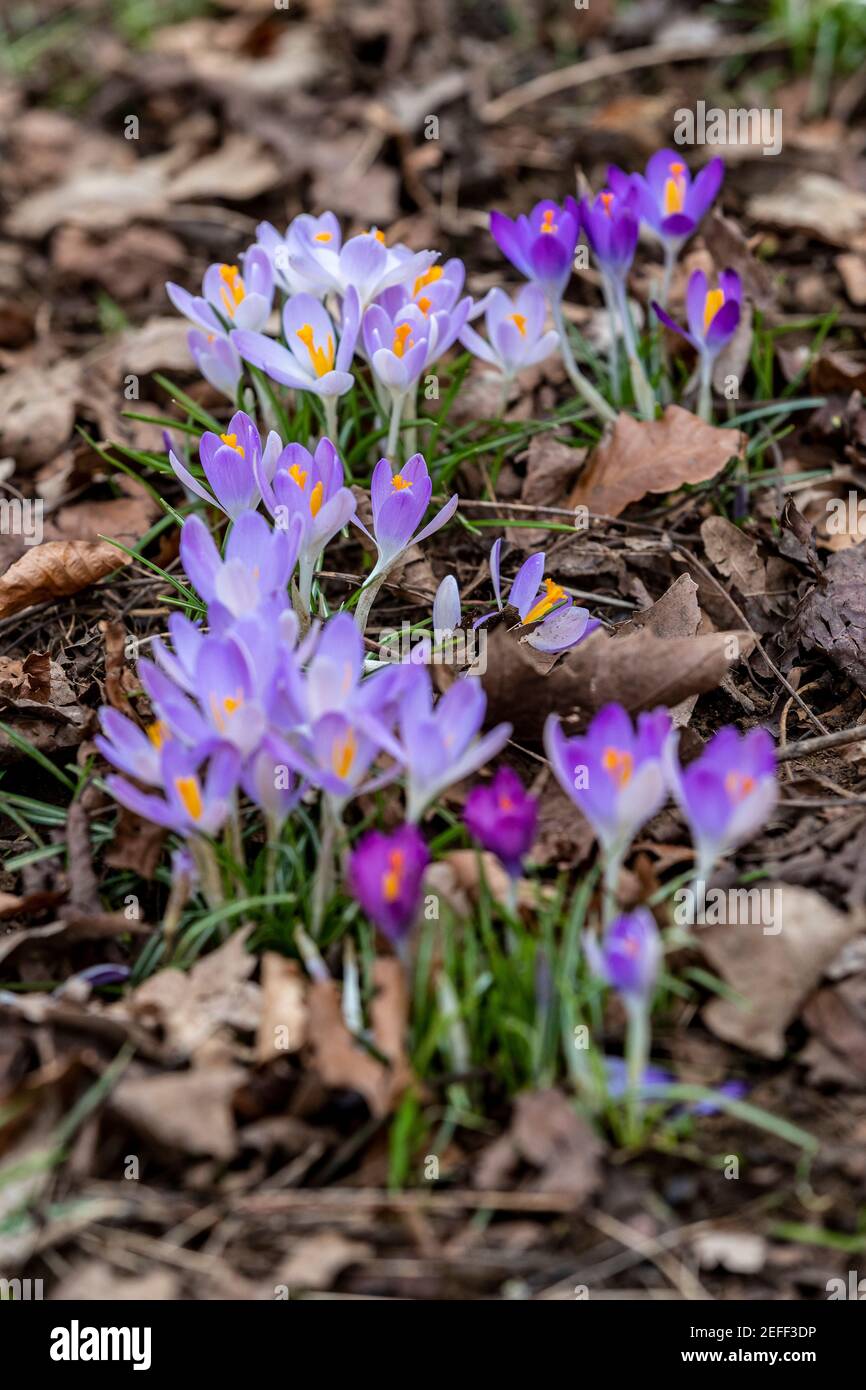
544;703;673;861
579;184;640;282
348;824;429;944
663;724;777;882
585;908;662;1003
139;629;268;760
232;288;360;401
362;302;432;400
464;766;537;879
275;711;398;803
487;540;600;654
257;211;339;296
179;510;301;619
287;227;438;311
169;411;280;521
355;453;458;588
490;198;580;303
652;268;741;419
377;258;466;320
188;330;243;402
241;732;303;827
397;668;512;822
167;248;274;337
459;284;559;385
603;1058;747;1115
256;437;357;610
106;742;240;839
433;574;460;636
96;707;170;785
616;151;724;252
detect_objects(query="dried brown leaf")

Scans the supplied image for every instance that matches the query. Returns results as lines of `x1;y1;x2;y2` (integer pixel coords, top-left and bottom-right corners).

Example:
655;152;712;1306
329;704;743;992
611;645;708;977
0;540;128;620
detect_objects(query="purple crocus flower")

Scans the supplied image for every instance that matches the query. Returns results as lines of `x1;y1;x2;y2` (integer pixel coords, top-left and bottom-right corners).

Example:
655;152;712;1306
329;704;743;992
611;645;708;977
584;908;662;1002
232;288;360;401
96;707;170;785
613;151;724;252
377;258;466;319
287;227;438;311
464;766;537;878
241;732;303;827
168;411;280;521
256;437;357;610
362;303;432;398
487;540;600;654
179;510;301;619
257;211;339;296
459;284;559;382
139;626;268;760
603;1058;747;1115
167;248;274;337
106;741;240;839
579;185;640;281
544;703;673;858
348;824;429;943
355;453;458;586
663;724;777;881
652;268;741;358
188;331;243;402
54;964;131;996
275;711;398;804
397;667;512;822
490;198;580;303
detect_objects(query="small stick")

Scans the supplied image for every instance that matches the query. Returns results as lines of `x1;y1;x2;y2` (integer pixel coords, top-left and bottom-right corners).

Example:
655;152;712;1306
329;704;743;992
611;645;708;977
776;723;866;763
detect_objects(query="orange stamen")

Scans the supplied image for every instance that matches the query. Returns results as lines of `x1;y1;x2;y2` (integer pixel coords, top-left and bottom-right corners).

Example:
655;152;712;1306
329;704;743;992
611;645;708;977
523;577;567;625
602;747;634;788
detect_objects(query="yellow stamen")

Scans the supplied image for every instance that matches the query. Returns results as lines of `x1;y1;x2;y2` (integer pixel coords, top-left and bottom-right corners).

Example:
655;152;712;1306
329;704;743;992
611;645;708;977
209;690;243;732
218;263;245;317
600;191;614;217
602;747;633;788
314;231;332;242
146;720;168;749
391;473;412;491
509;312;528;336
523;576;567;625
417;296;432;316
539;208;558;235
413;265;443;298
663;162;686;216
725;771;756;802
332;729;356;781
309;481;323;517
289;463;308;490
174;776;203;822
296;323;335;377
367;228;386;244
382;848;404;903
703;288;725;332
392;322;413;357
220;432;245;457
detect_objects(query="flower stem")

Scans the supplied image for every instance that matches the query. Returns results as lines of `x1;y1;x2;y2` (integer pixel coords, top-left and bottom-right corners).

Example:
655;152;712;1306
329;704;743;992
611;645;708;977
323;395;338;443
310;798;339;938
404;380;419;457
660;242;678;310
698;355;713;422
354;571;388;634
386;391;405;466
625;997;650;1147
602;849;623;926
600;274;621;402
612;279;655;421
551;301;617;425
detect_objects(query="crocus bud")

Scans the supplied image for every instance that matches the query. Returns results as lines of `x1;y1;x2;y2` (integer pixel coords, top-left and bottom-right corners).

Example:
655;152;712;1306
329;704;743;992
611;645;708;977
464;766;537;879
584;908;662;1003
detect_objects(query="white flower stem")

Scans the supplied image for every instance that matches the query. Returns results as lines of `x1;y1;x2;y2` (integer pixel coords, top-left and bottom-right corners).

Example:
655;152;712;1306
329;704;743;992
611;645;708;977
625;997;650;1147
612;279;655;421
660;242;678;310
698;355;713;422
386;391;406;467
354;571;388;634
551;300;617;425
404;380;419;457
601;274;621;401
323;395;338;443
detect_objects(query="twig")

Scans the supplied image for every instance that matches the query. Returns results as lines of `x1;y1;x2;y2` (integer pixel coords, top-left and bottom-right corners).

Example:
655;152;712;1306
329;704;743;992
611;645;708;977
776;722;866;763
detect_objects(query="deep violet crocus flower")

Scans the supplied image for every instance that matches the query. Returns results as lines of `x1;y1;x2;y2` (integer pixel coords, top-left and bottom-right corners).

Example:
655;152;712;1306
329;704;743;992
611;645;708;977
610;151;724;302
584;908;662;1004
652;268;741;420
544;703;673;907
487;539;600;654
489;199;615;423
459;284;559;398
579;182;654;418
348;824;429;945
663;724;777;886
169;411;280;521
464;766;537;880
397;667;512;823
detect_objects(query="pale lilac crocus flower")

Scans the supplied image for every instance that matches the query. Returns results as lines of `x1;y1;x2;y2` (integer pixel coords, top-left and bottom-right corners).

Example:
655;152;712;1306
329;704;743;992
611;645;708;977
487;539;600;654
96;707;169;785
168;411;280;521
179;510;301;621
255;437;357;614
257;211;340;296
106;741;240;839
652;268;741;421
459;284;559;409
188;331;243;402
397;666;512;823
353;454;458;630
663;724;777;887
167;248;274;338
544;703;673;911
288;227;438;312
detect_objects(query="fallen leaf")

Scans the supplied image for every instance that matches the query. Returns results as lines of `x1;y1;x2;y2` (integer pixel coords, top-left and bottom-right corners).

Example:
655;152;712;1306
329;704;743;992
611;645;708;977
569;406;744;518
0;360;81;469
256;954;307;1062
305;958;413;1118
52;1262;180;1302
747;173;866;245
701;515;767;597
786;541;866;692
0;539;128;620
836;253;866;306
109;1065;244;1160
700;886;864;1058
275;1232;372;1292
694;1229;766;1274
475;1089;604;1201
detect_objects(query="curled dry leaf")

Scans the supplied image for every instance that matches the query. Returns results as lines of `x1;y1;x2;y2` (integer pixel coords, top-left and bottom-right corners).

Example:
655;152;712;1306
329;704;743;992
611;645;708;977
568;406;745;519
0;539;129;620
786;541;866;692
700;886;865;1058
305;957;413;1118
